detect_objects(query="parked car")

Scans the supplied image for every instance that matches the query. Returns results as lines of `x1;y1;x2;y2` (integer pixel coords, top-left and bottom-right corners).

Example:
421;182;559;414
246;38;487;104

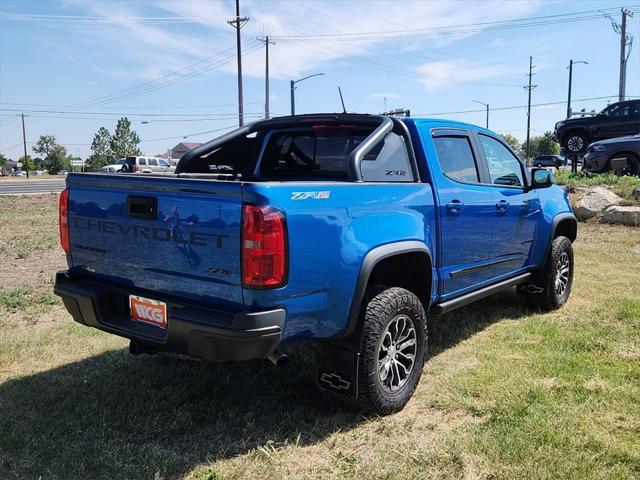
11;170;23;176
120;156;175;173
583;134;640;176
554;99;640;154
54;114;577;415
100;158;127;173
533;155;565;168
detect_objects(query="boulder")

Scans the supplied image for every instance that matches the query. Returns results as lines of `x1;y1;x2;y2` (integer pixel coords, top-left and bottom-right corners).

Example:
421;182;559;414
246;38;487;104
602;206;640;227
574;186;624;220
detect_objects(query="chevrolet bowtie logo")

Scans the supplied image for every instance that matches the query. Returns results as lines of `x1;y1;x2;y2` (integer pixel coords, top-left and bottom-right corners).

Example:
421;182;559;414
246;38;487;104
320;372;351;391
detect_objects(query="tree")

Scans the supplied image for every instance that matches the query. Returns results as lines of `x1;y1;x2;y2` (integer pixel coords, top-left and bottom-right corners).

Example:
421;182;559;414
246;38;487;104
45;145;68;175
528;131;560;158
109;117;141;159
32;135;57;158
32;135;69;174
18;155;35;171
87;127;114;170
0;153;7;170
500;133;524;158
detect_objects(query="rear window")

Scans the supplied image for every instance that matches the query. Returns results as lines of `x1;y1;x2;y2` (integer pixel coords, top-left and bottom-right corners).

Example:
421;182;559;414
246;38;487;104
260;128;372;179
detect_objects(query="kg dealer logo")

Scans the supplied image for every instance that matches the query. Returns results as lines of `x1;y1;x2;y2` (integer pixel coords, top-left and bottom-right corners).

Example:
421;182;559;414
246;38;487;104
130;296;167;328
291;191;331;200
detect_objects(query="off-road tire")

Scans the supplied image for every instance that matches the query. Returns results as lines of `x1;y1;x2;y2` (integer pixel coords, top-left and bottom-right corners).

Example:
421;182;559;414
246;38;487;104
517;236;573;310
355;286;427;415
562;131;589;154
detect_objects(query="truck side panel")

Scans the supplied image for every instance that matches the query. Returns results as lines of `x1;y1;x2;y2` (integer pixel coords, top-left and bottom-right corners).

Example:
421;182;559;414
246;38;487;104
242;182;437;342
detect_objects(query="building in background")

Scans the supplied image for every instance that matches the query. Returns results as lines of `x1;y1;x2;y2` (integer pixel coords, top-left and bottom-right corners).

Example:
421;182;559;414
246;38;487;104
170;142;203;159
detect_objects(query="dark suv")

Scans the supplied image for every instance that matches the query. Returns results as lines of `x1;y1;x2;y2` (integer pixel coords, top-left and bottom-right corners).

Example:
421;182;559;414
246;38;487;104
533;155;565;168
554;100;640;154
583;134;640;176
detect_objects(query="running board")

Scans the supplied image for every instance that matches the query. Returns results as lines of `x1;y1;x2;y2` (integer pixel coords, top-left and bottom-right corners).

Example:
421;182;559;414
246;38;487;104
431;273;532;316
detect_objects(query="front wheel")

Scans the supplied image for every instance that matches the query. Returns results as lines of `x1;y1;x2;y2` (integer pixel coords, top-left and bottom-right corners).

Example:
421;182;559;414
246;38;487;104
563;131;589;154
518;236;574;310
355;286;427;415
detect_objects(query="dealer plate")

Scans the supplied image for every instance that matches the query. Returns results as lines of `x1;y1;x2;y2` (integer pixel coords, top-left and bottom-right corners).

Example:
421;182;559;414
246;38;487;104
129;295;167;329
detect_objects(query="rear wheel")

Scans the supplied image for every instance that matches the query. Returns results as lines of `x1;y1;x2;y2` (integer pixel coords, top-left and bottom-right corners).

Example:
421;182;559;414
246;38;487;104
563;131;589;154
355;286;427;415
517;236;573;310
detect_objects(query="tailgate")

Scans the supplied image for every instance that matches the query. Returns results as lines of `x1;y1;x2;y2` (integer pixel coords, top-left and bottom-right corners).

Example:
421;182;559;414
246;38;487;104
66;174;243;309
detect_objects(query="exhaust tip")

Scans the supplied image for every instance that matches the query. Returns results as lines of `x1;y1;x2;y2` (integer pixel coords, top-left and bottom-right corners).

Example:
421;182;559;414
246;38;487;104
267;350;288;367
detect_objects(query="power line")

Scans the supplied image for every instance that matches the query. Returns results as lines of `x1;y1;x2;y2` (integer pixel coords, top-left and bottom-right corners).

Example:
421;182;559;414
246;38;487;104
271;7;638;41
0;108;264;117
411;95;629;116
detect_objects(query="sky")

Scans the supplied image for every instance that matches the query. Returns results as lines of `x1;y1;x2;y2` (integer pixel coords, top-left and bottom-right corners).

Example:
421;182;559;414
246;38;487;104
0;0;639;160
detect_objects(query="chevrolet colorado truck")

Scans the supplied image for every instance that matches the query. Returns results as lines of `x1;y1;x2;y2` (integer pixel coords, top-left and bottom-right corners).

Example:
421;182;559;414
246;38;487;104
54;114;577;414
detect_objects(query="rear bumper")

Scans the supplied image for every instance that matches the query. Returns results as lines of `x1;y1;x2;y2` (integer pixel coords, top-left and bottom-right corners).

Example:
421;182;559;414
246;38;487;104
53;271;285;362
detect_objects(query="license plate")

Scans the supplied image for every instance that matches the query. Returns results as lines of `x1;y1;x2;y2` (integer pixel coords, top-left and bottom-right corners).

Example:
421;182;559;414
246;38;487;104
129;295;167;329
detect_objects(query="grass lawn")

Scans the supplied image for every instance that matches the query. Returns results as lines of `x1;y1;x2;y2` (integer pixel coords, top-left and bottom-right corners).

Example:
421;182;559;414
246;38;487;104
0;195;638;480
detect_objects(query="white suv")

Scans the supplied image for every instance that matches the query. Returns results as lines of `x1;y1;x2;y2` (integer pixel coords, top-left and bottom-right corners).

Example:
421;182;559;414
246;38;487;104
120;156;175;173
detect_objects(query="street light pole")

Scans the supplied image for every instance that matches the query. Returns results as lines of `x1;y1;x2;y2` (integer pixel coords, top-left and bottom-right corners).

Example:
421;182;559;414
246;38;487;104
566;59;588;119
473;100;489;129
290;73;325;115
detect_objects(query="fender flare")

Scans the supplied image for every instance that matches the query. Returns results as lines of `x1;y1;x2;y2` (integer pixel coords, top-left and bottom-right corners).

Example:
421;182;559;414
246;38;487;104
543;212;577;265
333;240;433;340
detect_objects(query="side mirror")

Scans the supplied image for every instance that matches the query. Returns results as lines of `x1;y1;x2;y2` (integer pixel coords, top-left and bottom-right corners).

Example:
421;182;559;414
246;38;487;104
531;168;553;189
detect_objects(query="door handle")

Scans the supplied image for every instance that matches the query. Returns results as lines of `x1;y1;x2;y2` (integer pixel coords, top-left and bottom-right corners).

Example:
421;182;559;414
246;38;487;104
495;199;510;212
446;200;464;213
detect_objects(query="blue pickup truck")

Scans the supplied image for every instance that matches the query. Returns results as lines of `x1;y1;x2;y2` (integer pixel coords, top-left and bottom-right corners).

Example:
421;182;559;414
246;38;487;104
54;114;577;414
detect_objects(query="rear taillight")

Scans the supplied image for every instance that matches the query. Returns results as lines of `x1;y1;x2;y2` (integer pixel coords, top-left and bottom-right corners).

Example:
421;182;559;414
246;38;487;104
59;188;70;253
242;204;287;288
131;164;139;173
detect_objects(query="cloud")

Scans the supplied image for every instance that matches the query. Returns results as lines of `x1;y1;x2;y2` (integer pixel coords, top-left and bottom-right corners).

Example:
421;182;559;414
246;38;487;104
56;0;541;84
415;60;511;92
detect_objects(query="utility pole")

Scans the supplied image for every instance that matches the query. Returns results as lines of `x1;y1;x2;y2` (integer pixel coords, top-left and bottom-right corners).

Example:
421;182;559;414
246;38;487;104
524;56;537;166
257;35;275;119
567;60;573;119
21;113;29;179
566;59;588;119
473;100;489;129
603;8;634;102
227;0;249;126
619;8;633;101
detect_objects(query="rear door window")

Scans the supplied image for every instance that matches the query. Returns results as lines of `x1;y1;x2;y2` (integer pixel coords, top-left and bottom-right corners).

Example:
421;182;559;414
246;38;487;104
148;158;158;166
433;136;480;184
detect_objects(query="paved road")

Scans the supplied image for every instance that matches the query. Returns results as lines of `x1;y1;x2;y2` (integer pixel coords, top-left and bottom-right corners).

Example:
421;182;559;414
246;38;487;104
0;179;66;195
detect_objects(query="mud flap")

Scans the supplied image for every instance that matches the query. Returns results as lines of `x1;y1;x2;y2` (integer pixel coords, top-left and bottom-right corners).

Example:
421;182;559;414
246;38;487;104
518;282;546;295
316;342;359;400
